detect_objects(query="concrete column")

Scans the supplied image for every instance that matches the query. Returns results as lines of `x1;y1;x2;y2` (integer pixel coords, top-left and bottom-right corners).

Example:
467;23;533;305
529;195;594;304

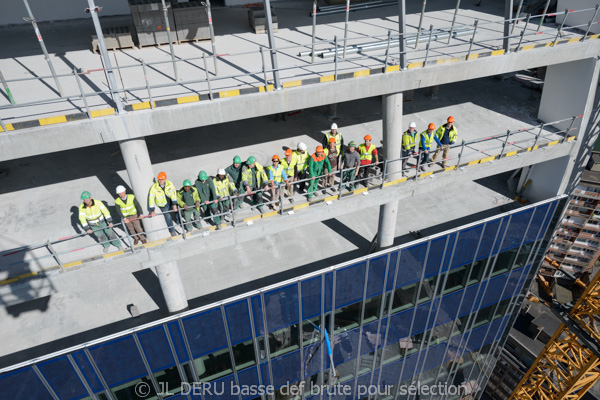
537;58;600;196
326;103;338;120
378;92;403;249
119;138;188;313
503;0;514;53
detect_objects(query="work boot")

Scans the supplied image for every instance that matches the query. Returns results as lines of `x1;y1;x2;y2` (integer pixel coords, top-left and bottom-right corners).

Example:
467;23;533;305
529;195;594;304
103;247;109;254
134;238;140;245
322;189;327;195
275;202;280;207
289;198;294;204
216;224;222;231
258;207;264;214
117;246;123;251
170;231;178;237
141;238;147;244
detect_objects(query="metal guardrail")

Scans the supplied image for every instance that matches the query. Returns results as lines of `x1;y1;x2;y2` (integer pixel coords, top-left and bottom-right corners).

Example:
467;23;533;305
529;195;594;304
0;115;582;283
0;6;598;126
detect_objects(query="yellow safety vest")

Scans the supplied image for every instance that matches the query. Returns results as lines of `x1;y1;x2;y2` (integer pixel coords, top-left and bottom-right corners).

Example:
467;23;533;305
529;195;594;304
268;164;285;183
294;151;309;172
79;199;111;228
114;194;137;217
324;131;343;154
242;164;268;188
435;124;458;143
280;156;297;177
177;187;201;208
402;130;417;150
149;180;177;209
358;143;376;162
214;177;236;197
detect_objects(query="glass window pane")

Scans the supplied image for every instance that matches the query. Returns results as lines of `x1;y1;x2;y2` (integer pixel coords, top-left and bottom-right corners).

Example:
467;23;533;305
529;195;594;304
473;305;494;328
334;301;361;333
492;248;518;277
380;341;403;366
494;299;510;320
302;317;321;347
269;324;300;358
363;295;382;324
194;348;233;382
468;258;487;286
153;366;183;398
111;376;157;400
357;351;375;376
440;265;468;296
515;242;534;269
418;276;437;304
232;339;256;370
391;283;417;314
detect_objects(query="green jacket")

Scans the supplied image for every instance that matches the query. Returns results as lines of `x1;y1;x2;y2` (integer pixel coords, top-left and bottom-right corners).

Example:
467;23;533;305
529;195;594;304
308;153;332;177
225;163;244;189
177;187;201;208
194;177;218;202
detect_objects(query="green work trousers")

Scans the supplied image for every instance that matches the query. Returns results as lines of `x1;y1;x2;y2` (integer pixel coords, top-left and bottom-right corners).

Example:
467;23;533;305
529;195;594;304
182;207;202;231
343;169;357;191
91;220;121;248
200;202;220;225
307;176;320;198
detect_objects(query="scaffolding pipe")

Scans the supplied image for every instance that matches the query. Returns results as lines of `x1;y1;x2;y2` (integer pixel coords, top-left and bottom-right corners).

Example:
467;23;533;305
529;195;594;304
415;0;427;49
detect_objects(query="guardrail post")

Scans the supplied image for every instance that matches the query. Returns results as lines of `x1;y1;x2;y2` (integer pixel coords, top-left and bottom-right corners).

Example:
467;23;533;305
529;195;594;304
537;0;552;31
383;30;392;72
202;0;218;75
423;24;434;67
455;140;465;170
178;208;186;239
122;220;134;249
73;68;92;118
260;47;269;91
279;186;284;214
202;54;214;100
311;0;317;63
343;0;350;57
583;4;600;41
515;13;530;52
0;69;15;105
334;36;339;80
499;130;511;158
414;152;421;180
46;240;64;272
0;118;7;132
380;160;387;189
159;0;179;81
263;0;281;89
511;0;524;34
447;0;461;44
141;59;154;108
415;0;426;49
553;9;569;46
564;116;577;143
465;20;479;61
532;123;545;149
338;168;344;199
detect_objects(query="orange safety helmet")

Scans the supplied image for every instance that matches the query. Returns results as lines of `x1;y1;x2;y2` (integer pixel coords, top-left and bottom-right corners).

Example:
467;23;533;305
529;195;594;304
285;148;293;156
272;155;280;161
447;116;455;123
157;171;167;180
428;123;436;130
364;134;372;141
328;137;336;143
316;146;324;153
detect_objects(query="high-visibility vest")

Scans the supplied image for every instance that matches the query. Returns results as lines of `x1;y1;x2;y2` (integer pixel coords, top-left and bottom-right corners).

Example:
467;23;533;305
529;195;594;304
268;164;285;183
324;131;343;154
79;199;111;228
402;130;417;150
214;177;236;197
114;194;137;217
177;187;201;207
435;124;458;143
280;156;297;177
242;164;268;188
149;180;177;209
420;130;437;149
358;143;376;162
294;151;309;172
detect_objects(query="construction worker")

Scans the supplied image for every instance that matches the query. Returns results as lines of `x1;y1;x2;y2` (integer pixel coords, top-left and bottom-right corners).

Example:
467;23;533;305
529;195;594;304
323;137;340;193
322;123;344;154
420;123;442;171
226;155;244;193
280;149;297;203
432;116;458;168
358;134;379;186
177;179;202;232
402;122;419;174
267;155;290;208
79;191;122;253
195;171;221;227
307;146;332;199
148;171;179;237
115;185;146;245
241;156;269;213
214;168;239;225
342;141;361;191
294;142;309;193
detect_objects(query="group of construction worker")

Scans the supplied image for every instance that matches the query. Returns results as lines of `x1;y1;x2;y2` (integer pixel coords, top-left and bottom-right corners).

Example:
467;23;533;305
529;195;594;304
77;117;456;251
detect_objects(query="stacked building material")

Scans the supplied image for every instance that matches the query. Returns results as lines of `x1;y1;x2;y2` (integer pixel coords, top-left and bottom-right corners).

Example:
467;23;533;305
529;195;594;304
172;1;210;43
129;0;176;47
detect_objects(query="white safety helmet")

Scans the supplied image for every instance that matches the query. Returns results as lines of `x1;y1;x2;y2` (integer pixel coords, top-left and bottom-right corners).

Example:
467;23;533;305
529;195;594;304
409;121;417;128
217;168;226;176
331;123;338;130
115;185;126;194
297;142;308;151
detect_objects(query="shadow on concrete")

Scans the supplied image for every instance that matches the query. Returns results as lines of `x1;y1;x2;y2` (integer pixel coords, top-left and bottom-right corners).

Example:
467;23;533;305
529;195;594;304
321;218;371;250
5;295;51;318
132;268;169;313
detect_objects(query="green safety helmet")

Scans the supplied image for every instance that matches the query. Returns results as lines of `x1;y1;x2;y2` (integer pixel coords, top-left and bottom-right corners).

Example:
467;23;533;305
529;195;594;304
198;171;208;180
183;179;192;187
81;191;91;200
233;155;241;164
247;156;256;165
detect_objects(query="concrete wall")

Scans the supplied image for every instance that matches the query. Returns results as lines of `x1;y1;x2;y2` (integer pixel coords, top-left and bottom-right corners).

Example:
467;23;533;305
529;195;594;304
0;0;131;26
557;0;600;35
520;156;570;203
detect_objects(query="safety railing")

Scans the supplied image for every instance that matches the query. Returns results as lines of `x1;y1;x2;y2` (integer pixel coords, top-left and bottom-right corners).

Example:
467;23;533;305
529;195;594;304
0;5;598;128
0;115;582;283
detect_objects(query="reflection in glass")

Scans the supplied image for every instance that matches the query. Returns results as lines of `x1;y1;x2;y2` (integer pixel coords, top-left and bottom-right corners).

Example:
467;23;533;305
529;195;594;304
154;366;183;398
334;302;361;333
111;376;157;400
418;276;437;304
440;265;468;296
194;348;233;382
302;317;321;346
363;295;382;324
391;283;417;314
492;248;519;277
232;339;256;370
269;324;300;358
468;258;488;286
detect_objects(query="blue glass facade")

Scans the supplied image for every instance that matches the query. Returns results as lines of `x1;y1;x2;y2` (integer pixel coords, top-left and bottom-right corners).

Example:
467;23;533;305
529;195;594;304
0;197;565;400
